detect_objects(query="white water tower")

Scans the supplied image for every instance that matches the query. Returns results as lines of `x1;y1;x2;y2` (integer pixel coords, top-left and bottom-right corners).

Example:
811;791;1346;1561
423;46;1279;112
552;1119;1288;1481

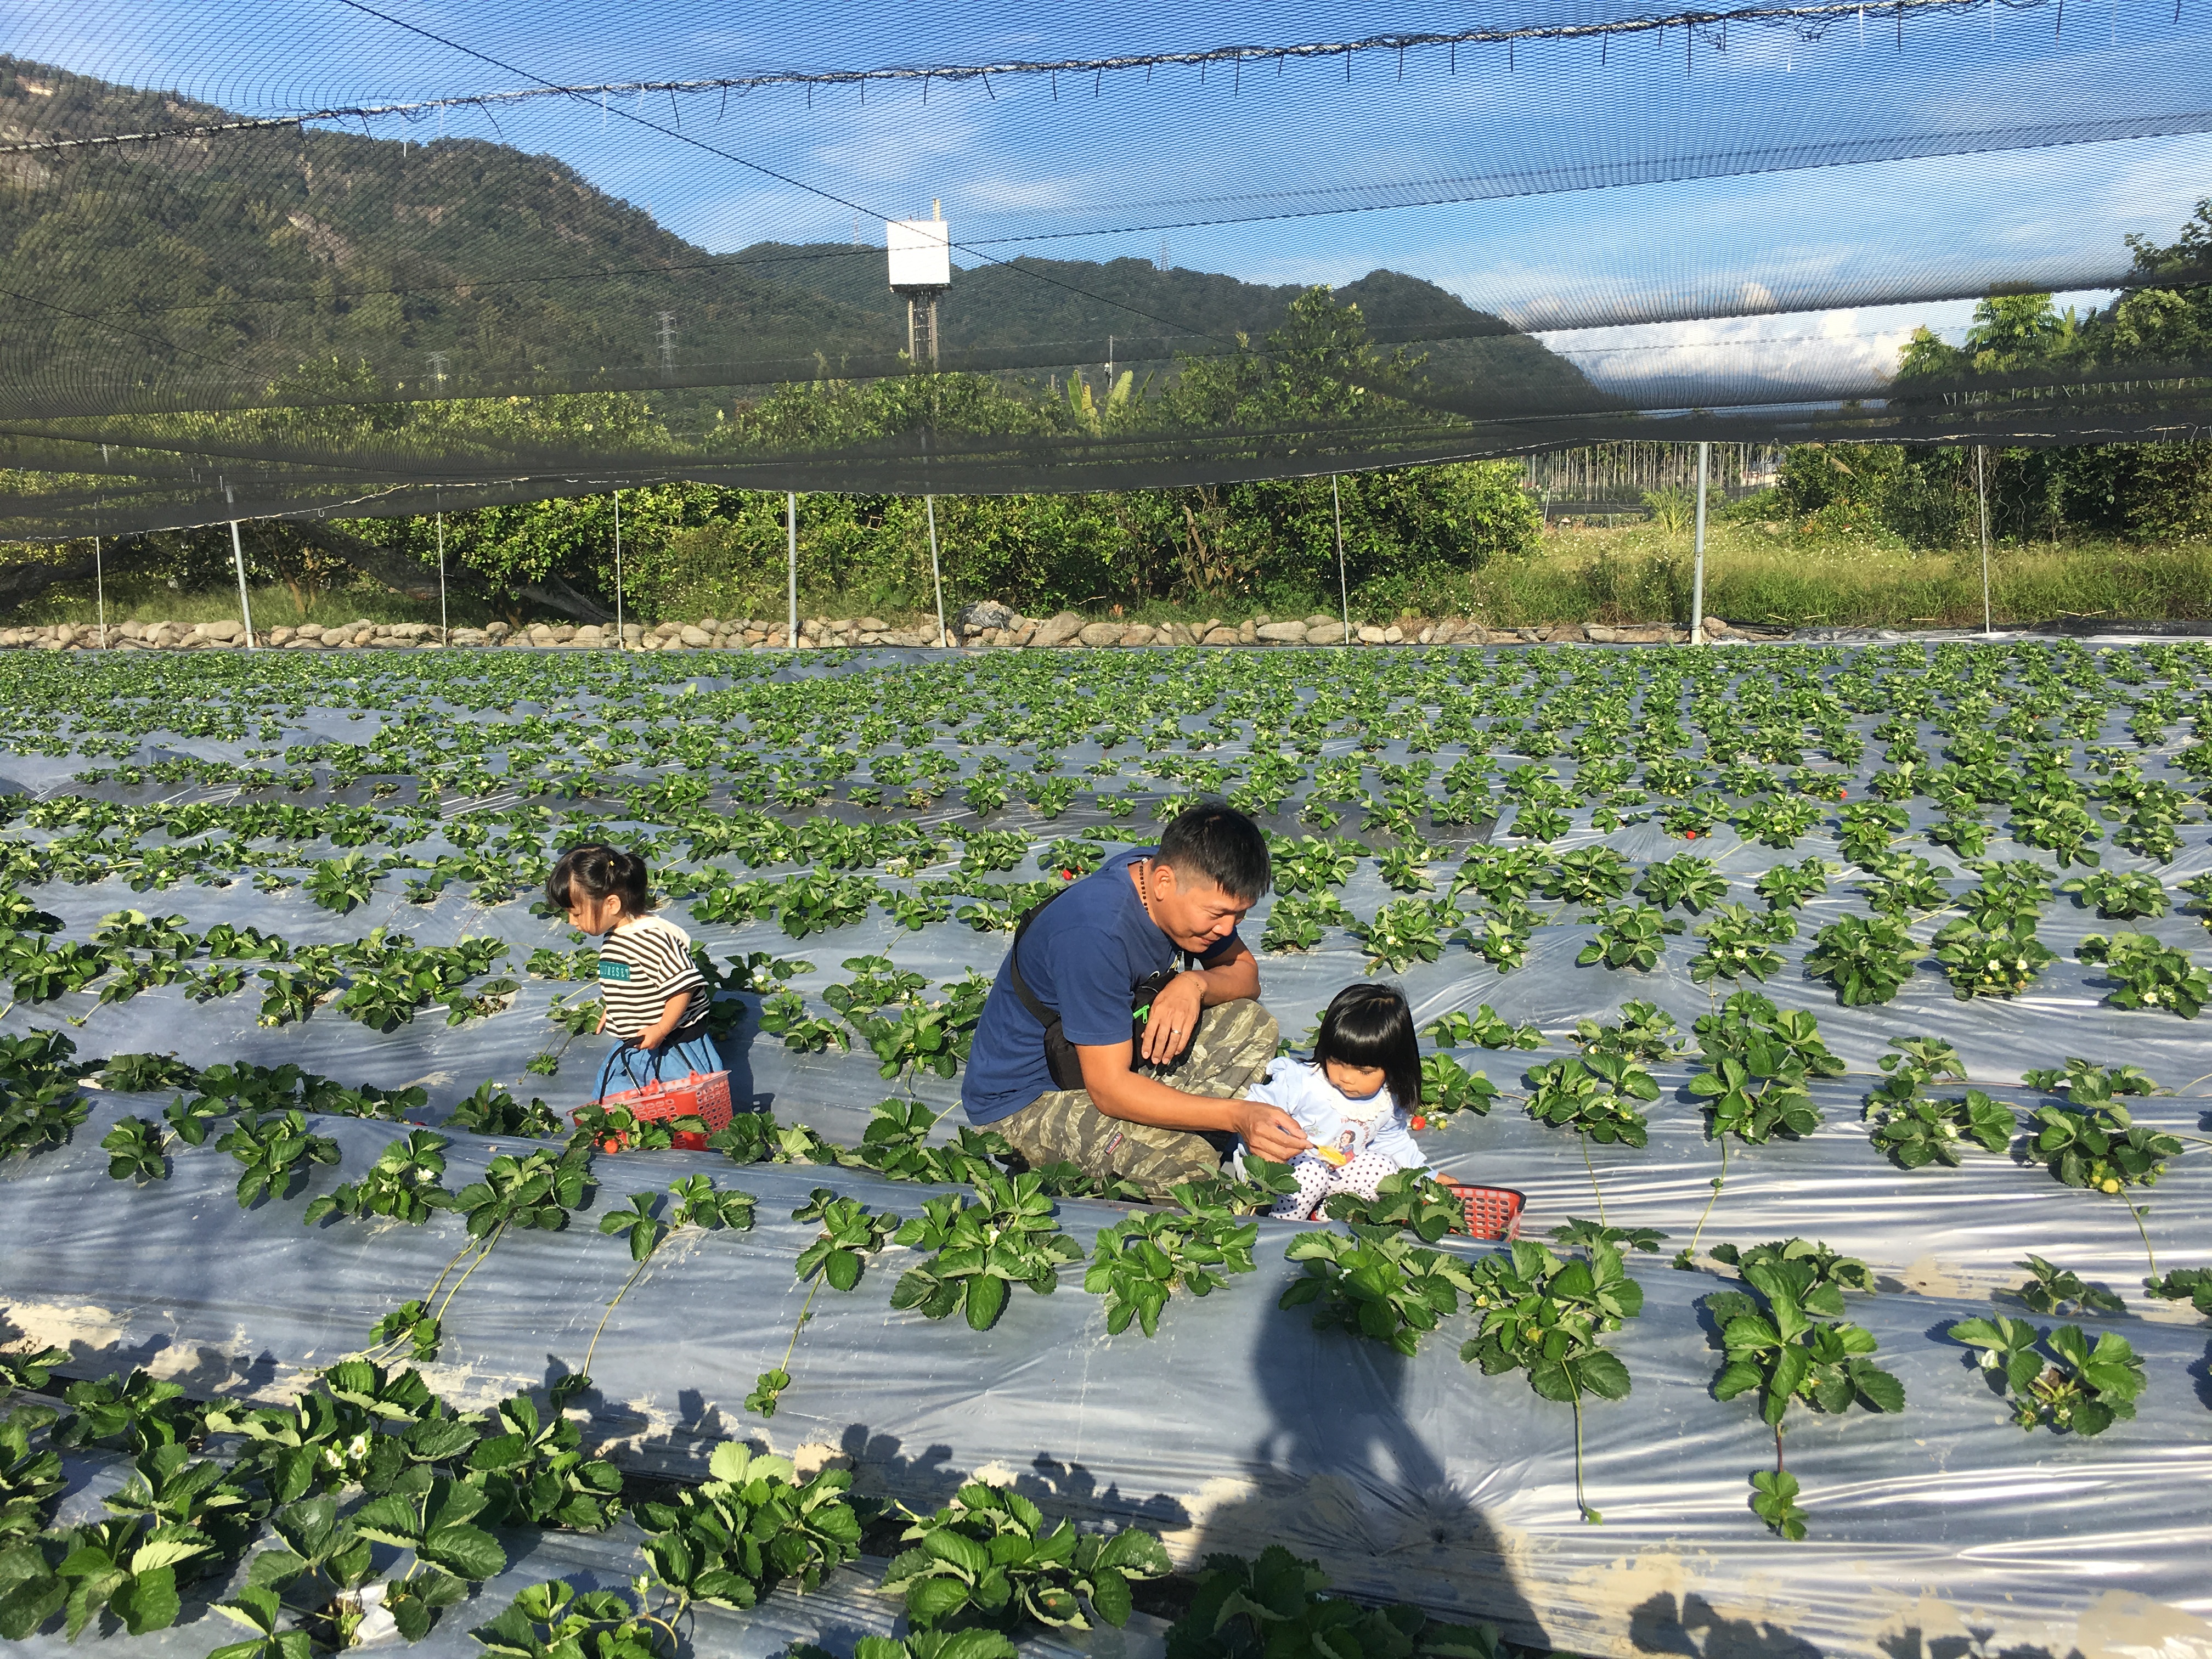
886;201;951;366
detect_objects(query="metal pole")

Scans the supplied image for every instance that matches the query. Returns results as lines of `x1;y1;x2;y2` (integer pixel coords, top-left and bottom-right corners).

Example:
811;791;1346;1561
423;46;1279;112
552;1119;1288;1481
926;495;947;648
612;491;624;650
435;507;448;647
93;533;106;650
223;482;256;650
1332;476;1350;645
787;490;799;649
1976;444;1994;637
1690;439;1709;644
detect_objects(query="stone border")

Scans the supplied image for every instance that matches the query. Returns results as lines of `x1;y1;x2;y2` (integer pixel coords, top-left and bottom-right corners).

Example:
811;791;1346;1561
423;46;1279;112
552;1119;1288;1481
0;608;1742;652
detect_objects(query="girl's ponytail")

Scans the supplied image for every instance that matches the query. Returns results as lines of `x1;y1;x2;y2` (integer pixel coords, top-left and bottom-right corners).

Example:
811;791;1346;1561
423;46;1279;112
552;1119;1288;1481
546;843;653;917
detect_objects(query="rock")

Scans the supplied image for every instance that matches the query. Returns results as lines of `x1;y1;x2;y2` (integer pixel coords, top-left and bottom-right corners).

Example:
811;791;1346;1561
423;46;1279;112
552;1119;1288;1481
1030;611;1084;648
1702;616;1730;637
1550;623;1589;644
856;617;888;634
484;622;511;640
956;600;1016;633
1304;614;1341;638
679;625;711;647
1077;620;1124;648
1256;621;1308;644
1357;624;1386;645
1383;625;1404;645
1201;625;1240;646
1238;620;1258;645
1118;625;1155;647
1586;624;1620;643
200;618;242;642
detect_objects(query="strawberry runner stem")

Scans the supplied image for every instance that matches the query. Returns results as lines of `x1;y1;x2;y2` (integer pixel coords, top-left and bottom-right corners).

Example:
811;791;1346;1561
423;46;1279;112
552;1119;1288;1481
1688;1138;1731;1260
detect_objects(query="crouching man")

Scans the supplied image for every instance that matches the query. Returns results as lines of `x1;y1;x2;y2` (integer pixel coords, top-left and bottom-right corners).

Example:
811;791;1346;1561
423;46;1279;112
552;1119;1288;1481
958;803;1309;1197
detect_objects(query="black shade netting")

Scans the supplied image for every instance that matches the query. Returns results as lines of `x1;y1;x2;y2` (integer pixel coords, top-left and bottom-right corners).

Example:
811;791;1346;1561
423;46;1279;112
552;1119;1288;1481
3;0;2212;535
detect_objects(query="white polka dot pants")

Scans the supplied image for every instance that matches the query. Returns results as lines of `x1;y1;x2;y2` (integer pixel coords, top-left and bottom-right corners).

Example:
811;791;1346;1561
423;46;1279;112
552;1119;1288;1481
1269;1148;1401;1220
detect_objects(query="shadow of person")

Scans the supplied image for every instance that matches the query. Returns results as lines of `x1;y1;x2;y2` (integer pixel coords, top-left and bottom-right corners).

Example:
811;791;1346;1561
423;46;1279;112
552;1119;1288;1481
1632;1591;1824;1659
1175;1290;1547;1648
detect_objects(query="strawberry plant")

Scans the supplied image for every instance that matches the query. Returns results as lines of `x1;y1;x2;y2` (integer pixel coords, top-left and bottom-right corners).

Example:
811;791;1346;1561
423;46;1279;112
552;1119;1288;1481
96;1051;199;1093
1260;893;1353;953
1523;1055;1656;1145
758;989;851;1053
2059;869;2169;919
1355;899;1457;972
1572;1000;1682;1061
1947;1316;2145;1435
303;852;380;914
1084;1196;1259;1336
1164;1545;1501;1659
1576;902;1681;971
467;1579;670;1659
1635;853;1728;913
51;1369;207;1454
1753;858;1830;911
1542;846;1632;905
98;1115;168;1182
1734;795;1822;849
2077;930;2211;1016
2143;1265;2212;1316
631;1441;862;1615
891;1172;1084;1330
1689;904;1793;985
1423;1005;1542;1050
1460;1235;1641;1523
1804;914;1921;1005
257;947;342;1027
1452;900;1540;971
1860;854;1951;918
218;1108;341;1207
1316;1170;1469;1243
304;1131;450;1224
1280;1223;1477;1357
2016;1254;2126;1317
1418;1052;1500;1119
1450;845;1551;906
2024;1096;2182;1194
794;1187;900;1291
1860;1035;2015;1168
1376;842;1438;894
1932;917;2055;999
884;1483;1169;1634
0;1404;67;1541
444;1081;563;1139
2008;793;2103;866
1836;801;1909;865
1702;1246;1902;1539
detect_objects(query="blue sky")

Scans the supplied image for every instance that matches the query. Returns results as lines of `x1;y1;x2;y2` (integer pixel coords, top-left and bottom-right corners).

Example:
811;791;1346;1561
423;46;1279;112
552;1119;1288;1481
6;0;2208;391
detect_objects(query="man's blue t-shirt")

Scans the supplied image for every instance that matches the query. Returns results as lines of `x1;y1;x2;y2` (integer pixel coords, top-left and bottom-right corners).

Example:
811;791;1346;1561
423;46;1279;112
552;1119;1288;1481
960;848;1243;1125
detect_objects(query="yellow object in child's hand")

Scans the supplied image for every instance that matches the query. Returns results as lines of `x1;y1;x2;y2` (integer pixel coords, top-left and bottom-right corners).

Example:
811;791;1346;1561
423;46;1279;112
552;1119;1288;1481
1313;1146;1350;1168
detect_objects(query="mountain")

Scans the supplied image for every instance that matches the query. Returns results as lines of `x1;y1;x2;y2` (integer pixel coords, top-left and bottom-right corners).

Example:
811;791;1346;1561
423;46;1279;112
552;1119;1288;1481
0;55;1602;423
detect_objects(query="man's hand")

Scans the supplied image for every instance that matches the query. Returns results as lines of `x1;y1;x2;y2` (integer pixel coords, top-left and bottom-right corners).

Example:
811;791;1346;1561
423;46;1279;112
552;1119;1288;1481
1234;1100;1311;1163
1139;971;1207;1064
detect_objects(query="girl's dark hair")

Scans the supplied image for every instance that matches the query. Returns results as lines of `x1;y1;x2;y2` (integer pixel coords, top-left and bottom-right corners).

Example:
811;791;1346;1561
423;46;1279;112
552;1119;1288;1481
1312;982;1421;1115
546;844;652;917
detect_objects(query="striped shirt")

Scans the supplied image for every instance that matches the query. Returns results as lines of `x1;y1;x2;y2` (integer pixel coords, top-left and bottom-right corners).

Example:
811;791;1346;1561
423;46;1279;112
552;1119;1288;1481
596;916;708;1040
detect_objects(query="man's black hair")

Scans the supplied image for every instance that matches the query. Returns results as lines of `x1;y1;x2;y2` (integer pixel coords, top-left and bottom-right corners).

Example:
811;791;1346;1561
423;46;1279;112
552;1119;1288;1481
1313;983;1421;1117
1156;803;1272;902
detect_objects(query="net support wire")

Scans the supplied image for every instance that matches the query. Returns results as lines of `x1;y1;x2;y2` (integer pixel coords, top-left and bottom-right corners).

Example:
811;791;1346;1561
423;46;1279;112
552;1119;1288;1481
787;490;800;650
613;489;625;650
0;0;2097;159
1976;442;1995;636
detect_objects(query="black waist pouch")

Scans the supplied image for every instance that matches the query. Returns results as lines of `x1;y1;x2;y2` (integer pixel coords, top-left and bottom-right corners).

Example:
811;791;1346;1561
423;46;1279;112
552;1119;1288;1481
1005;888;1186;1091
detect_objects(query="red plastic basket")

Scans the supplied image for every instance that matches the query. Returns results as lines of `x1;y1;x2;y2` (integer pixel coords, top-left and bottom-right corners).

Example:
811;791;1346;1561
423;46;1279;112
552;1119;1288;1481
1437;1180;1525;1241
574;1069;732;1152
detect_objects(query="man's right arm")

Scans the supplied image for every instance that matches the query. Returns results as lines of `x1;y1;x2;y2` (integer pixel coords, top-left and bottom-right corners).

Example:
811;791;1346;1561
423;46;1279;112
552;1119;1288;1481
1076;1041;1311;1162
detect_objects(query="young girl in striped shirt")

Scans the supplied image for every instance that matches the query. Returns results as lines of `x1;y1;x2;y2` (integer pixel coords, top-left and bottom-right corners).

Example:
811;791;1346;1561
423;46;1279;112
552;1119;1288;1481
546;844;720;1101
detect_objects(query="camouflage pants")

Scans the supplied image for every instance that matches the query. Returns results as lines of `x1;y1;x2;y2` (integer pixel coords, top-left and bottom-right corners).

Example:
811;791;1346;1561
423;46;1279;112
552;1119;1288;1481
994;998;1280;1200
